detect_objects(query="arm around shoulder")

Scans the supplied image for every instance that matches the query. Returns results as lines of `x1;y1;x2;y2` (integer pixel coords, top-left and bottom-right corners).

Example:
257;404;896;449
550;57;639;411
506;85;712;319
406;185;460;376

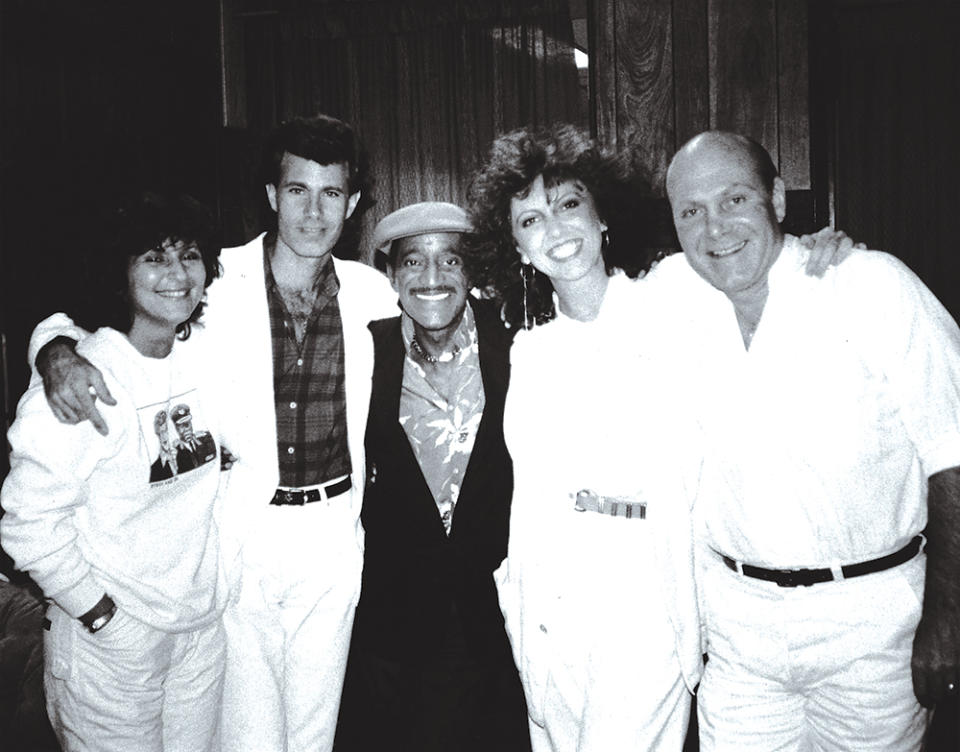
28;312;88;369
28;315;115;433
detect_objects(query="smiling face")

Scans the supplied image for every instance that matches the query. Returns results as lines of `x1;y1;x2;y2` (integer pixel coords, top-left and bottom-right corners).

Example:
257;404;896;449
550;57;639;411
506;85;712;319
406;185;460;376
388;232;469;339
266;152;360;262
126;238;206;356
667;135;786;300
509;175;607;285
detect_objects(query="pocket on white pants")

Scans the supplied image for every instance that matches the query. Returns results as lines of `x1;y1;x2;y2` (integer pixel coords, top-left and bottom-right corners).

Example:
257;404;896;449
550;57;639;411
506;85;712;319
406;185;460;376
45;605;76;680
73;607;169;680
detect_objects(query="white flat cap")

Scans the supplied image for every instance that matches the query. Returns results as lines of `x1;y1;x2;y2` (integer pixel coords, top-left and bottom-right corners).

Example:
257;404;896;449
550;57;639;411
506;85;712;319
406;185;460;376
371;201;472;257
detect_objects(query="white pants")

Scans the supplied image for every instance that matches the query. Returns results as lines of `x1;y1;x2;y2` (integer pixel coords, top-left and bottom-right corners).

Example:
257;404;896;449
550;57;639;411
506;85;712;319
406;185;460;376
512;511;693;751
220;495;363;752
698;552;929;751
528;659;691;752
44;604;225;752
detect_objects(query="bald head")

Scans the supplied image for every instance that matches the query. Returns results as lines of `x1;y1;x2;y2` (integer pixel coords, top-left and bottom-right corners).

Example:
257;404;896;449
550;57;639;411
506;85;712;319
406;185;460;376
665;130;786;302
667;131;778;200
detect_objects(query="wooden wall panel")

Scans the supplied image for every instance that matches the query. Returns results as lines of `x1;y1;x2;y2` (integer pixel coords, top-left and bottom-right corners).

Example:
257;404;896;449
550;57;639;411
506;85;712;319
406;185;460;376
614;0;675;192
594;0;811;193
592;0;620;146
777;0;811;188
672;0;710;147
709;0;779;159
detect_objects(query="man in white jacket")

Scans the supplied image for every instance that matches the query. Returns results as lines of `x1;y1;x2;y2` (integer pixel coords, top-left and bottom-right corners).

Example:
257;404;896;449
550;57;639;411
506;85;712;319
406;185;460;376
30;114;397;752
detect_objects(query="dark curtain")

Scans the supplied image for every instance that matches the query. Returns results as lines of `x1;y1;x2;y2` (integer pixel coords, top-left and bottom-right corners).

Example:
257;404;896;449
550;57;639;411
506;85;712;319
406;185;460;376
226;0;586;259
825;1;960;321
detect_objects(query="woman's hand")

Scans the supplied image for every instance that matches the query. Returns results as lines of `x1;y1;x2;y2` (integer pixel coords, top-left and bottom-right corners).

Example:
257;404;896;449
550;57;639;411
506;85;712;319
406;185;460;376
800;227;867;277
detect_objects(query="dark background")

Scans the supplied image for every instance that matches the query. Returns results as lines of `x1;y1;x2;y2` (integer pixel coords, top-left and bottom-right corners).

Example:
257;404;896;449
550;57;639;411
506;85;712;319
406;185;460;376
2;0;958;413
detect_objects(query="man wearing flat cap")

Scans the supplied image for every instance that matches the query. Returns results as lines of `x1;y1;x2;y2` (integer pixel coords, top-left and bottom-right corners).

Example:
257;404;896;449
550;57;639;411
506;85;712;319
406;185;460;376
170;403;218;473
335;202;531;751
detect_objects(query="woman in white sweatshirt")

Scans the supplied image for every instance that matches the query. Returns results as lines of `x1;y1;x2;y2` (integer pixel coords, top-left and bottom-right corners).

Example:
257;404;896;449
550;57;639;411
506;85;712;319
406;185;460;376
0;192;228;752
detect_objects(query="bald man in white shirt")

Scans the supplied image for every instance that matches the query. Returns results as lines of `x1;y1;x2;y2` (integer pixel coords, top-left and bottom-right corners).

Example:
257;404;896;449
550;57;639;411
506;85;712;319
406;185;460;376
661;130;960;751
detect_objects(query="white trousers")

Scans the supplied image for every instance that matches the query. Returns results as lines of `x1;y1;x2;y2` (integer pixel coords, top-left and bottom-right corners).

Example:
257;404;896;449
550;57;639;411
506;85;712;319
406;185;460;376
220;495;363;752
698;552;929;751
44;604;225;752
528;660;691;752
514;512;693;751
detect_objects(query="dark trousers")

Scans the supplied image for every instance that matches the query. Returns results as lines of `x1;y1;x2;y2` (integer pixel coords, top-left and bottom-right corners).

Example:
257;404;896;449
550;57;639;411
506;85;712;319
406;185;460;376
334;606;531;752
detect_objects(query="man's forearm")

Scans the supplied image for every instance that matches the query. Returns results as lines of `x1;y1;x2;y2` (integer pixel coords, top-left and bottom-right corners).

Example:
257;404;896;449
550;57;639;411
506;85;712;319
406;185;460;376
924;466;960;609
912;465;960;706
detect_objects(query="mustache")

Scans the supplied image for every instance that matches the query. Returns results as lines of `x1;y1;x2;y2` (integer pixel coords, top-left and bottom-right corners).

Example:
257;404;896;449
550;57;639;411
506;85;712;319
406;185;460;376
409;286;459;295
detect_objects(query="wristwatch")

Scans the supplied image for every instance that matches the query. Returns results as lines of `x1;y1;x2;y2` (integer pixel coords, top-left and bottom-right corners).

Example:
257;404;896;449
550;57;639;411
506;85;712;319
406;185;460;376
79;594;117;634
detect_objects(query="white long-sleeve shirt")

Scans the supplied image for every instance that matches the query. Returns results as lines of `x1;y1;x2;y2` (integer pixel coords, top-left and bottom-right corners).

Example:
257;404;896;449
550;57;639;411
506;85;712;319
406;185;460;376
495;273;703;745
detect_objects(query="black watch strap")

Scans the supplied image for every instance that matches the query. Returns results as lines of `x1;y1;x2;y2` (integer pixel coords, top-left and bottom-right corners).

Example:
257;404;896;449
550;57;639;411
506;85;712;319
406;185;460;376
79;594;117;633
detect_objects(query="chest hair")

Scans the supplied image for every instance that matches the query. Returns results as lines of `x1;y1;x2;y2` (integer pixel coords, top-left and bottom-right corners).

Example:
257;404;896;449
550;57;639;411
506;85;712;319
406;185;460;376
277;284;318;345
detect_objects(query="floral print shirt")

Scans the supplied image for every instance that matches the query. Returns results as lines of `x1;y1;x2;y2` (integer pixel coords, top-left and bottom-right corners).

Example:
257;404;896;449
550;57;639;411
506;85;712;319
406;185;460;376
399;305;485;535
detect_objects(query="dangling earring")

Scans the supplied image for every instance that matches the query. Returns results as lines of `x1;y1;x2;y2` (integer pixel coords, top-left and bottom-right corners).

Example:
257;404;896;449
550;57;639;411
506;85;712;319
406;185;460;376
521;263;532;330
601;229;610;254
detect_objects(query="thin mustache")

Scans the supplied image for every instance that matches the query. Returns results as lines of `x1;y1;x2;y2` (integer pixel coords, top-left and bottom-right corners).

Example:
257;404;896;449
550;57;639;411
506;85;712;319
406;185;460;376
410;287;458;295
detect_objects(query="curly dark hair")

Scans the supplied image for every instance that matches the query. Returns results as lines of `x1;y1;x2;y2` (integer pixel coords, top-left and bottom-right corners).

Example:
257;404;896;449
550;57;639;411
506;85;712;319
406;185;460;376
465;124;645;329
77;191;222;340
260;113;374;260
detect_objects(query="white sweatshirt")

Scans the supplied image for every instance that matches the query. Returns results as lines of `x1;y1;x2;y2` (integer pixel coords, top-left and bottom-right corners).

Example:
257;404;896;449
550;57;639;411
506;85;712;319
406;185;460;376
1;328;226;631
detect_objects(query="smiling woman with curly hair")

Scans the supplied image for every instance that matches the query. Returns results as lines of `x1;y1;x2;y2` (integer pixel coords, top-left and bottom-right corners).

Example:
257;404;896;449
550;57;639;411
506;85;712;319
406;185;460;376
463;123;704;751
466;123;636;329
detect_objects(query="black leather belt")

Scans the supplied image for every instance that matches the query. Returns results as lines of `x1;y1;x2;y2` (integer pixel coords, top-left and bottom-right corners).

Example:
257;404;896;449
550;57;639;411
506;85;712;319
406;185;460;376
720;535;924;588
269;477;352;506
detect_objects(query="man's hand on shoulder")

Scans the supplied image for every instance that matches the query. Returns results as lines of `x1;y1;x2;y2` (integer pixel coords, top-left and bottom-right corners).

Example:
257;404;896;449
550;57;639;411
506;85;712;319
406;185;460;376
36;336;116;436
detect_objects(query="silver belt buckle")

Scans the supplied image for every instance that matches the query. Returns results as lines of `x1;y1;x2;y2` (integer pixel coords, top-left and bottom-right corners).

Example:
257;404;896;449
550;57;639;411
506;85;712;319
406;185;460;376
573;489;593;512
572;489;646;519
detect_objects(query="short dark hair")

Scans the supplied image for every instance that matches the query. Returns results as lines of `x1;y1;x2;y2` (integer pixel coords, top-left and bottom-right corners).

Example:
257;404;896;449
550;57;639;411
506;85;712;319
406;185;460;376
77;191;221;339
260;114;368;193
465;124;628;329
260;113;373;260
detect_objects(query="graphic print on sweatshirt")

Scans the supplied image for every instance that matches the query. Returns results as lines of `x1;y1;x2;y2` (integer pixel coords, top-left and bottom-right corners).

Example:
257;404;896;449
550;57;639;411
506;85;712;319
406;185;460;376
144;389;218;482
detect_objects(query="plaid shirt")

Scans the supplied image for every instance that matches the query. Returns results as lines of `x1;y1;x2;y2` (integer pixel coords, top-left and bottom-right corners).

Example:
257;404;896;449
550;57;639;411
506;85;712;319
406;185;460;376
264;238;351;488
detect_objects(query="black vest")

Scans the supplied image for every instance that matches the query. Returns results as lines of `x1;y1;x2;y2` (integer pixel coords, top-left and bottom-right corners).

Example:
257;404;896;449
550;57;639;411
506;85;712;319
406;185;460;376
352;301;515;663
